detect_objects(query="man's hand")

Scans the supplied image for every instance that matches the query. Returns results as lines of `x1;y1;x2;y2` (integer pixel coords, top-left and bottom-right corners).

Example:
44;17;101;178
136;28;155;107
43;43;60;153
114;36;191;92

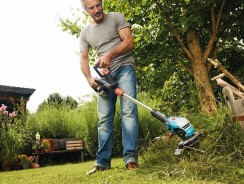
98;54;112;68
87;77;99;90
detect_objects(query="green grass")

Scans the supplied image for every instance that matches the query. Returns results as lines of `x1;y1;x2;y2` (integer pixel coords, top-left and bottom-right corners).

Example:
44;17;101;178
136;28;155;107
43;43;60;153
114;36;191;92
0;157;231;184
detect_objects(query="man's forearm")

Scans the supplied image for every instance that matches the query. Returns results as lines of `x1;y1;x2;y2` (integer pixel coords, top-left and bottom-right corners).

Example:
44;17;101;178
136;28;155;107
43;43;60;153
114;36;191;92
99;27;134;68
80;60;92;79
80;52;92;79
107;38;134;59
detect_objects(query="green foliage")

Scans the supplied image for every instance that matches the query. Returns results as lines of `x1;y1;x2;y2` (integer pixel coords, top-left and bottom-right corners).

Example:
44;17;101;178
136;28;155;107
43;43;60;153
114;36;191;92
37;93;78;111
59;18;81;38
0;103;31;165
0;129;24;164
217;45;244;83
26;105;80;139
104;0;244;110
152;68;199;114
74;97;99;157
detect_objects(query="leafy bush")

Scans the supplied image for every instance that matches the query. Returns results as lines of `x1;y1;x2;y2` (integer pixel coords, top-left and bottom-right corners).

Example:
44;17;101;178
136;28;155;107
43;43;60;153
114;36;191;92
26;104;81;139
147;69;200;115
0;129;24;164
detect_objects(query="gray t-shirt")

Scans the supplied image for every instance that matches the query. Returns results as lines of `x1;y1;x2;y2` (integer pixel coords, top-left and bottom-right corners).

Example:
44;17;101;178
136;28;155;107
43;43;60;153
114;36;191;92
80;12;135;72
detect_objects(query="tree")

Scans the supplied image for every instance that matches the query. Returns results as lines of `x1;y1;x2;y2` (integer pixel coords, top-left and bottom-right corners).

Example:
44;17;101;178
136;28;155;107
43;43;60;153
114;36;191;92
37;93;78;111
104;0;244;114
60;0;244;114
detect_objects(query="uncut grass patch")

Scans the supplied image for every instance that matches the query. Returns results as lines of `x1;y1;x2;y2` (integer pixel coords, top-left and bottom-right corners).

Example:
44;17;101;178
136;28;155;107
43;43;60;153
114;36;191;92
141;107;244;184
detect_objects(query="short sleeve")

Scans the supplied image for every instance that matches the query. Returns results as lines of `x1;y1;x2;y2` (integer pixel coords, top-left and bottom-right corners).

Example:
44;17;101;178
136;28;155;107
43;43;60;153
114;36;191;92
79;28;90;52
114;12;131;31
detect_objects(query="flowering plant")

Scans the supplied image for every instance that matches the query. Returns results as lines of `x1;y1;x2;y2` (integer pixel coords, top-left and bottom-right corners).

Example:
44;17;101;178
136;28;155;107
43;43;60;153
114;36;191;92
32;140;42;150
18;154;34;165
0;104;16;131
41;139;51;150
32;139;51;152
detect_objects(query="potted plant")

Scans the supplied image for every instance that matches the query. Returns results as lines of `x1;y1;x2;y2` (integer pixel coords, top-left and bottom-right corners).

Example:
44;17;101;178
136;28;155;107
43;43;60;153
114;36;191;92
18;154;33;169
32;140;42;153
31;132;42;153
41;139;52;153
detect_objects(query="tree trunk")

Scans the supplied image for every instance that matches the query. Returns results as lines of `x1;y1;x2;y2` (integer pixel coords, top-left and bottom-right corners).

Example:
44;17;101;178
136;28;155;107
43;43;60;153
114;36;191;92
187;30;217;114
192;59;217;113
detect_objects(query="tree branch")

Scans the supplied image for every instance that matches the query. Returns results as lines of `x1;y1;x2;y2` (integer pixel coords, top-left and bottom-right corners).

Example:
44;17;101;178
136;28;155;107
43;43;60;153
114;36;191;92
202;0;226;62
178;60;193;75
215;0;226;32
211;7;216;33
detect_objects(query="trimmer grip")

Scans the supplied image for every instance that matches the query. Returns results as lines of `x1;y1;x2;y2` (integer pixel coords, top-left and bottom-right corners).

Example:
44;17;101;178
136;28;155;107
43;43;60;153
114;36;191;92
94;78;118;93
93;63;105;77
151;109;167;123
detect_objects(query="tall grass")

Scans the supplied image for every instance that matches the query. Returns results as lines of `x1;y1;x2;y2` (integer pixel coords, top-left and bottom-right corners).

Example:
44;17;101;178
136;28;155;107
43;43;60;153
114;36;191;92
142;106;244;183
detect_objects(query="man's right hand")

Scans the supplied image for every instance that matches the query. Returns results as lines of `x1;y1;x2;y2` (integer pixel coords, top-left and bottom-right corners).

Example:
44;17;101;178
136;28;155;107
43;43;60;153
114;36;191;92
87;77;99;90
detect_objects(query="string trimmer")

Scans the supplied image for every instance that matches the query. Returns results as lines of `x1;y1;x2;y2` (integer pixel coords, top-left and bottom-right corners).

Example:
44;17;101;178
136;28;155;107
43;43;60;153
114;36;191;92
93;64;203;155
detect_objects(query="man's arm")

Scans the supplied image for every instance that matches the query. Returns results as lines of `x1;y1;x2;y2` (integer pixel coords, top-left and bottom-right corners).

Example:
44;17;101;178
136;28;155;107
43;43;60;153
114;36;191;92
80;51;98;89
99;27;134;68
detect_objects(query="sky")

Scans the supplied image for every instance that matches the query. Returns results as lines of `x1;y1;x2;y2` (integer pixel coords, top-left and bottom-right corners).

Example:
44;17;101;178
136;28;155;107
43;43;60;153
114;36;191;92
0;0;95;112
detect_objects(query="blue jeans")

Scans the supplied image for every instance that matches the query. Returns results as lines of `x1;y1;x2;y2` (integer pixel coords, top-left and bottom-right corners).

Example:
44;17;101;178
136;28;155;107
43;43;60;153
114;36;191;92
95;65;139;168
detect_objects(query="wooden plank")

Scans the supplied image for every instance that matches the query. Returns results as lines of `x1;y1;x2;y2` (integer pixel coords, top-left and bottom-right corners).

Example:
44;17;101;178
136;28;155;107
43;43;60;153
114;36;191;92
66;140;83;144
66;147;83;150
66;143;83;147
66;140;83;150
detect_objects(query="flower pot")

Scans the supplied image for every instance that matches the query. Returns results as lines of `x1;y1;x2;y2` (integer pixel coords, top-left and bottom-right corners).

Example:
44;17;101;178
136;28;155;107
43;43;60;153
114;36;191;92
34;149;42;154
22;163;31;169
2;162;11;171
11;163;22;171
42;139;54;152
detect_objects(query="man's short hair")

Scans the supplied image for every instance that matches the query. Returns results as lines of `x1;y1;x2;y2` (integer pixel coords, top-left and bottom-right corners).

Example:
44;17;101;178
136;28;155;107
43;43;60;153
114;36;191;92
80;0;86;10
81;0;103;11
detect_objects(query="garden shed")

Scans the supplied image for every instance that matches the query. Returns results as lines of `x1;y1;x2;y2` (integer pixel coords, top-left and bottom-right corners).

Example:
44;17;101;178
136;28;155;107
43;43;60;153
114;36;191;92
0;85;35;113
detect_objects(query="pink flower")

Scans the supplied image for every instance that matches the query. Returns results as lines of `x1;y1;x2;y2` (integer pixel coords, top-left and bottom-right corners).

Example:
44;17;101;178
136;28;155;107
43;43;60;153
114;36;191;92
9;112;16;118
4;111;8;116
0;104;7;112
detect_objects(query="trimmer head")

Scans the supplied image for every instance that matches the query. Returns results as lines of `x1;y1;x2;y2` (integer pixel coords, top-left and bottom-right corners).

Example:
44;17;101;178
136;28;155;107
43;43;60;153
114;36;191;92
174;131;204;156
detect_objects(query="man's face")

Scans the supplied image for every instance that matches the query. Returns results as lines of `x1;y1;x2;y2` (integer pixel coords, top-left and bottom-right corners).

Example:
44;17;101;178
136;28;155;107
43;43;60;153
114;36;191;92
84;0;104;23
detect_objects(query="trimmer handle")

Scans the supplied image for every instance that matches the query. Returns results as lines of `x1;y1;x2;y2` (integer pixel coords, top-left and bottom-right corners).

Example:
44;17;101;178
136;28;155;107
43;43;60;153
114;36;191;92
93;63;115;84
93;63;118;94
94;78;118;93
93;62;106;77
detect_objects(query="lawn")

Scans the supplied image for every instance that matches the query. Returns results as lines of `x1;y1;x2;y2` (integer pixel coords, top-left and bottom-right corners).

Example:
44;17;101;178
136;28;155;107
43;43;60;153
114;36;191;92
0;157;224;184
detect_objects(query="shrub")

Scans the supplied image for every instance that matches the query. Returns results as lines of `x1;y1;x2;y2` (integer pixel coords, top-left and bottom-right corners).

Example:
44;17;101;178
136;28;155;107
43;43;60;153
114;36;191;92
26;104;80;139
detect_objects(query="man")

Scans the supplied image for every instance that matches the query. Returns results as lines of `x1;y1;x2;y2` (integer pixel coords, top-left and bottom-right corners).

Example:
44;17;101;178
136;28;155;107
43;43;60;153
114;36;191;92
79;0;139;175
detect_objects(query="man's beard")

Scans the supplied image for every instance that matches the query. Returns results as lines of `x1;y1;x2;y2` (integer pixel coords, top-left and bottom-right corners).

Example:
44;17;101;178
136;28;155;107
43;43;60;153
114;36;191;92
92;10;104;23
